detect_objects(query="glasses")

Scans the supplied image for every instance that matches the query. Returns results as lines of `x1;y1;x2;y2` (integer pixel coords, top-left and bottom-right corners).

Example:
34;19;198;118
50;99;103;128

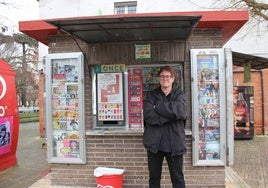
159;75;173;80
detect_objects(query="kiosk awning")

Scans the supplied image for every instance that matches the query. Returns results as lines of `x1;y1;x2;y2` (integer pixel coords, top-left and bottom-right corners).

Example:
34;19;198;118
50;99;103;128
46;14;201;43
19;11;249;45
232;51;268;70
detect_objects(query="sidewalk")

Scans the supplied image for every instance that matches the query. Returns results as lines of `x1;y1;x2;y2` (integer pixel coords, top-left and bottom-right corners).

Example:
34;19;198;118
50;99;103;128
231;136;268;188
1;122;267;188
29;166;251;188
31;136;268;188
30;166;250;188
0;122;49;188
225;166;250;188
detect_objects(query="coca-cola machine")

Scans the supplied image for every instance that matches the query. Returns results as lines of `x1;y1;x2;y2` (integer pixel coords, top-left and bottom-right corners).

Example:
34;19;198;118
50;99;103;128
233;86;254;139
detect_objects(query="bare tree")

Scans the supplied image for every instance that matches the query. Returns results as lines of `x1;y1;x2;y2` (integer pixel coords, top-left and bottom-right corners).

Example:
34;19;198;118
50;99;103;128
187;0;267;41
212;0;268;21
0;33;39;106
235;0;267;21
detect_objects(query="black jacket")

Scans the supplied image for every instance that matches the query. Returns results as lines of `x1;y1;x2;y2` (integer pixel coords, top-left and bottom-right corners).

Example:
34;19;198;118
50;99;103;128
143;87;187;156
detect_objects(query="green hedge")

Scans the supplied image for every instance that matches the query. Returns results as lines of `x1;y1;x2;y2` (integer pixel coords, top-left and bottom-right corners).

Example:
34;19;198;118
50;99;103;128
19;112;39;123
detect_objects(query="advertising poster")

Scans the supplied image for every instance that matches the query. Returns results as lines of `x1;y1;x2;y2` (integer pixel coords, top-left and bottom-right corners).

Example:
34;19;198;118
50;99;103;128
97;73;124;122
196;54;221;160
135;44;151;60
128;68;143;129
233;86;254;139
0;116;13;155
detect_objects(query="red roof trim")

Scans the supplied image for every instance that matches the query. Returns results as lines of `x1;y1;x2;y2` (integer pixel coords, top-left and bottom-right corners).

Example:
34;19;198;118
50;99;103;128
19;20;59;45
19;11;248;45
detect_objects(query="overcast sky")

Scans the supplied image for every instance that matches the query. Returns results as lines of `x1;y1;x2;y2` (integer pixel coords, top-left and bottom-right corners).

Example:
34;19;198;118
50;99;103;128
1;0;267;57
0;0;38;33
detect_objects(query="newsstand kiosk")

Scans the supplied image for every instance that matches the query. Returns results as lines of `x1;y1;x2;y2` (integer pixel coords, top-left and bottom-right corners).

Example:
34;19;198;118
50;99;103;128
0;59;20;171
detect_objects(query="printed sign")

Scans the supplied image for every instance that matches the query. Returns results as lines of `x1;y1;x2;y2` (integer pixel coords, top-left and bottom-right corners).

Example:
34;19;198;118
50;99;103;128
135;44;151;60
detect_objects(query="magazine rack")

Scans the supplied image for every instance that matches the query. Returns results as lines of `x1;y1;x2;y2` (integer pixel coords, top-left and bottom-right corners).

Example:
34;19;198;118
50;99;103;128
45;52;86;164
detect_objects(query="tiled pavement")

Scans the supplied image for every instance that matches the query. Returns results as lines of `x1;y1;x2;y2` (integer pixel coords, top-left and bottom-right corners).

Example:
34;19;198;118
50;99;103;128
1;122;268;188
229;136;268;188
0;122;49;188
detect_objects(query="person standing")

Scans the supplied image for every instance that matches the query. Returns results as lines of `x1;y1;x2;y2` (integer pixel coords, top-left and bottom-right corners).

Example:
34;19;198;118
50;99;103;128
143;66;187;188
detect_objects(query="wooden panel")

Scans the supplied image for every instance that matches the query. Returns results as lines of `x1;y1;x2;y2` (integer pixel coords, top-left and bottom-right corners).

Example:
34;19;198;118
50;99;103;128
87;41;185;65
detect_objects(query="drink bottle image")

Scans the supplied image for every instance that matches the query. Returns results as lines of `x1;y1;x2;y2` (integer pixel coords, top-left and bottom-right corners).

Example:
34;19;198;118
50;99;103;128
235;92;249;127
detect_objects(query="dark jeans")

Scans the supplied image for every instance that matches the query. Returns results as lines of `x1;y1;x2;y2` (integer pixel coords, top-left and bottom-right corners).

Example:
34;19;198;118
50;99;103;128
147;150;185;188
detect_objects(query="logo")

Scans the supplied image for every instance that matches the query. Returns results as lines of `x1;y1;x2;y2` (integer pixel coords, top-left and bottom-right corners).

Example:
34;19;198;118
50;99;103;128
97;184;114;188
0;75;7;100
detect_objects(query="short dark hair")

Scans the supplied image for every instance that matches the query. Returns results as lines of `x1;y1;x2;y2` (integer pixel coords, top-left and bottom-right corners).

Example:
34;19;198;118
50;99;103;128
158;66;175;77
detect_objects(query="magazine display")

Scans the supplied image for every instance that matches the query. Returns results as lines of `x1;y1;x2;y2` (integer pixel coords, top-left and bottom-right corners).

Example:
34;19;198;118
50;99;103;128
191;49;227;166
51;60;80;158
197;54;221;160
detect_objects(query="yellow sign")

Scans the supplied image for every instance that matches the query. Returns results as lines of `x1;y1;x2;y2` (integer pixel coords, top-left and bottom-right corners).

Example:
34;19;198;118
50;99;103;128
135;44;151;60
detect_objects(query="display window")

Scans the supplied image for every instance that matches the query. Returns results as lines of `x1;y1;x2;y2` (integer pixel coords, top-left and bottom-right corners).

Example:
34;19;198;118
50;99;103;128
96;72;125;126
46;52;86;164
92;64;183;130
191;49;226;166
127;65;183;129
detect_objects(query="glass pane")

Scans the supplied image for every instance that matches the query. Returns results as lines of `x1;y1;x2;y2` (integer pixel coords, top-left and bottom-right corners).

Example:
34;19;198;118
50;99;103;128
115;6;125;14
51;59;80;158
96;73;125;127
127;5;136;13
142;65;183;99
196;54;220;160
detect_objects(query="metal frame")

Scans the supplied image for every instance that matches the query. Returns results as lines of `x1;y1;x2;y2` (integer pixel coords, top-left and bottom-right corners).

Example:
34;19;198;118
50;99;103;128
191;49;226;166
45;52;86;164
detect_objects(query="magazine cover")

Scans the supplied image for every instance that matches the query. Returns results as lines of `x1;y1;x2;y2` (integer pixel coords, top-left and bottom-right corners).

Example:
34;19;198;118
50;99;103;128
52;61;78;83
66;85;78;109
53;111;67;130
55;139;80;158
0;117;12;155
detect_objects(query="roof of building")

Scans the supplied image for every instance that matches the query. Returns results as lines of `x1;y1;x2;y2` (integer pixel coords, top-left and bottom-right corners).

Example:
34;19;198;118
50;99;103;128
232;51;268;70
19;11;249;45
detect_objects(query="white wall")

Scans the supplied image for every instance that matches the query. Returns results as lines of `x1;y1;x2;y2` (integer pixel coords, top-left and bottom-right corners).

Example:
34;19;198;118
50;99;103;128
39;0;217;17
224;17;268;58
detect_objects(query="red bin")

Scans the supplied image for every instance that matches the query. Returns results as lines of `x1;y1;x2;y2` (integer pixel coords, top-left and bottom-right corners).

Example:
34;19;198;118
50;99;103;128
94;167;124;188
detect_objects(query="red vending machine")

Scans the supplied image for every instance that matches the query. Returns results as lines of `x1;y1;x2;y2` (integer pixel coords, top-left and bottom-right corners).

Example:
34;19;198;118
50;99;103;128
233;86;254;139
0;59;20;171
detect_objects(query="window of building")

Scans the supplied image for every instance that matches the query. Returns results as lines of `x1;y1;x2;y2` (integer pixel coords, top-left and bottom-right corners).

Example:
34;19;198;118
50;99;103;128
114;1;137;14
